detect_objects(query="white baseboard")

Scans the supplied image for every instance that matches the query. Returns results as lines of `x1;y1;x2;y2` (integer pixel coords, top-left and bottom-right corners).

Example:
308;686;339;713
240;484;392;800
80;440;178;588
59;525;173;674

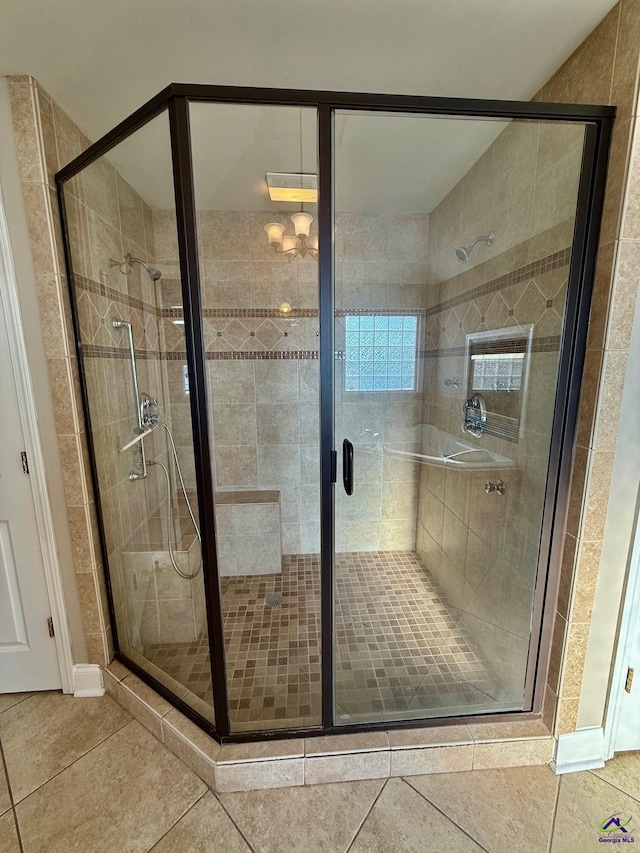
73;664;105;697
551;726;606;774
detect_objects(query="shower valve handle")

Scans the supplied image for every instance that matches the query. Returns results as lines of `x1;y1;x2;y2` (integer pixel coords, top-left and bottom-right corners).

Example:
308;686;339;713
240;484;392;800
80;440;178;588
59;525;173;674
485;480;506;496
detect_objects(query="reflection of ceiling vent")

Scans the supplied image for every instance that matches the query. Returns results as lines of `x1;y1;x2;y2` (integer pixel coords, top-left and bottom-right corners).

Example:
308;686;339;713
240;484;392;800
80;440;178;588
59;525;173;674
266;172;318;203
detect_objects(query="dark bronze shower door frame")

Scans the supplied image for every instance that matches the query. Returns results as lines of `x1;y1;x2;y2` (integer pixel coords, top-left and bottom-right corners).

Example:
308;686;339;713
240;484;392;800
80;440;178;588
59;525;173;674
56;84;614;743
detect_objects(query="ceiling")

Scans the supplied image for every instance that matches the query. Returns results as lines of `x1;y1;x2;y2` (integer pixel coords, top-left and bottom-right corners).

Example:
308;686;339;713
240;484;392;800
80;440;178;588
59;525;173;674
0;0;617;213
112;104;511;213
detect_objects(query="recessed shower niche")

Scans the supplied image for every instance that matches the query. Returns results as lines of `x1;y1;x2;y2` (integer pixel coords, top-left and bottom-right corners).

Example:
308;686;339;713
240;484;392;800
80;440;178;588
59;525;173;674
57;86;612;741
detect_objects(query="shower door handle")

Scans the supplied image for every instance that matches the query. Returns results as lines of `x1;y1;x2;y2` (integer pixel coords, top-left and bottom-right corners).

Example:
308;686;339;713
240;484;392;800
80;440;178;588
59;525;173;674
343;439;354;496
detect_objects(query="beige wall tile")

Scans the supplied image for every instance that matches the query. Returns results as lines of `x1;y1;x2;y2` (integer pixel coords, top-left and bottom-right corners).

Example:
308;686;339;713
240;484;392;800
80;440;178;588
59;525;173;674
575;349;604;449
607;239;640;349
215;759;304;792
548;613;567;694
473;738;554;769
74;572;102;633
611;0;640;120
622;124;640;239
218;740;304;763
542;685;557;732
581;451;615;541
8;81;41;184
390;744;473;776
566;446;589;537
387;725;471;749
118;682;164;740
36;89;59;186
304;752;390;785
21;182;57;277
556;534;578;619
600;119;633;246
570;540;603;622
555;697;580;734
84;630;109;666
540;3;619;104
102;667;120;701
469;720;551;742
559;621;591;698
305;733;389;756
593;351;629;450
586;241;615;351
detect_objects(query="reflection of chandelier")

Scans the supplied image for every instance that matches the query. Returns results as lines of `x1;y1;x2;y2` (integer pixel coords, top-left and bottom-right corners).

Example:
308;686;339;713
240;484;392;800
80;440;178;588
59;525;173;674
264;213;318;261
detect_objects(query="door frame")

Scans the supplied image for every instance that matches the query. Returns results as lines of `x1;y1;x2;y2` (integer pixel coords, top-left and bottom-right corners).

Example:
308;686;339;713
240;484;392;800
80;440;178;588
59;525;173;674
56;84;614;742
0;186;74;694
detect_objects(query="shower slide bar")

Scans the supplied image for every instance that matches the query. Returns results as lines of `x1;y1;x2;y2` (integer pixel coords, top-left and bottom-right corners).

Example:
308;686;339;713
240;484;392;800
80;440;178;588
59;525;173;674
111;317;149;479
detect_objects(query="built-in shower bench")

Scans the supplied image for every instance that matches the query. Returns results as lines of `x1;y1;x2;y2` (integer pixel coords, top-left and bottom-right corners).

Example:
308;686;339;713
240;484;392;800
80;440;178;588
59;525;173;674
214;490;283;576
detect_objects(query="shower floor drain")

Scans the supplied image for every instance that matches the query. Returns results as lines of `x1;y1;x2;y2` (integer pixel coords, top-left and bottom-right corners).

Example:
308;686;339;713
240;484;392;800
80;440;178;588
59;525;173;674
265;594;283;608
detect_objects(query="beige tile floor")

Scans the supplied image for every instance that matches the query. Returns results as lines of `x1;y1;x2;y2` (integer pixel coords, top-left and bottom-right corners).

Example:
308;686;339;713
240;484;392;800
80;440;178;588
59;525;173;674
0;690;638;852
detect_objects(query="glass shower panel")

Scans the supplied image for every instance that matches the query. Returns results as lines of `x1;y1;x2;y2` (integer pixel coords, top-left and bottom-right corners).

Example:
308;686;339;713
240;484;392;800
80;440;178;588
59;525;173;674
63;111;214;722
189;103;321;732
333;111;587;725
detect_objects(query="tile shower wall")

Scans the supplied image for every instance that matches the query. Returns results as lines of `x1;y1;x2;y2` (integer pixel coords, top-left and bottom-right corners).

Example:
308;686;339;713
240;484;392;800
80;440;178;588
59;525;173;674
335;213;430;553
63;148;207;649
154;209;430;555
415;119;584;702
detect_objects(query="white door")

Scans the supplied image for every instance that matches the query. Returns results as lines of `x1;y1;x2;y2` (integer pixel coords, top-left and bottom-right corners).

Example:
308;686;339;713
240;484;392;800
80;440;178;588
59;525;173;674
615;629;640;752
0;283;61;692
609;523;640;753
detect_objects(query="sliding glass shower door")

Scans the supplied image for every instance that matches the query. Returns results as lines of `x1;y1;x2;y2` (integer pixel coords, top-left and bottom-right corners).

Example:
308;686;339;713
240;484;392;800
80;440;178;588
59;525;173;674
332;110;588;725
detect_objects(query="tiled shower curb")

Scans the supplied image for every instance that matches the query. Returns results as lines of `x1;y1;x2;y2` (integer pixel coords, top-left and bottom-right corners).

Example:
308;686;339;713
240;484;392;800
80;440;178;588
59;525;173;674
103;662;555;792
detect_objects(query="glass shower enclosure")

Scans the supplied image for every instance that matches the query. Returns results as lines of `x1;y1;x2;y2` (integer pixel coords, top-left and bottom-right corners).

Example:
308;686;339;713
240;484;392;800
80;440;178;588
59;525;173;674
57;86;612;741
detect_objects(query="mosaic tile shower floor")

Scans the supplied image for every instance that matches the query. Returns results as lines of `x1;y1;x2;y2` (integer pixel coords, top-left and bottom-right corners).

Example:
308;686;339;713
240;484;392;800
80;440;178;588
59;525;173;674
143;551;507;731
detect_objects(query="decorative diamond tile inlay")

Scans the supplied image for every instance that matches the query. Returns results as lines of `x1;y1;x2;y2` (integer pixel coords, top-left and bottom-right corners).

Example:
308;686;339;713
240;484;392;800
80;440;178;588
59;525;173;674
221;319;251;349
254;319;284;349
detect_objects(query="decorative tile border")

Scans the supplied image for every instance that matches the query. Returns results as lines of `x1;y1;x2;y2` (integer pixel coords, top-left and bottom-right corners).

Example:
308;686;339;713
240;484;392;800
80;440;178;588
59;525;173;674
75;273;157;315
74;247;571;326
81;343;320;361
420;335;562;359
82;338;560;362
425;248;572;318
103;660;555;793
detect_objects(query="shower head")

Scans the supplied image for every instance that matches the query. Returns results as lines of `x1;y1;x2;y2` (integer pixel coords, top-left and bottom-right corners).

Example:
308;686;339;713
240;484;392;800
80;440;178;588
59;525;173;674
454;232;495;263
126;253;162;281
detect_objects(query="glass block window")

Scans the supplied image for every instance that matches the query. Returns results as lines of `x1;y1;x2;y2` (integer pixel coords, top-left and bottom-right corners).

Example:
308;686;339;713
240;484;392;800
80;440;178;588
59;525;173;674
344;314;419;392
471;352;524;392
